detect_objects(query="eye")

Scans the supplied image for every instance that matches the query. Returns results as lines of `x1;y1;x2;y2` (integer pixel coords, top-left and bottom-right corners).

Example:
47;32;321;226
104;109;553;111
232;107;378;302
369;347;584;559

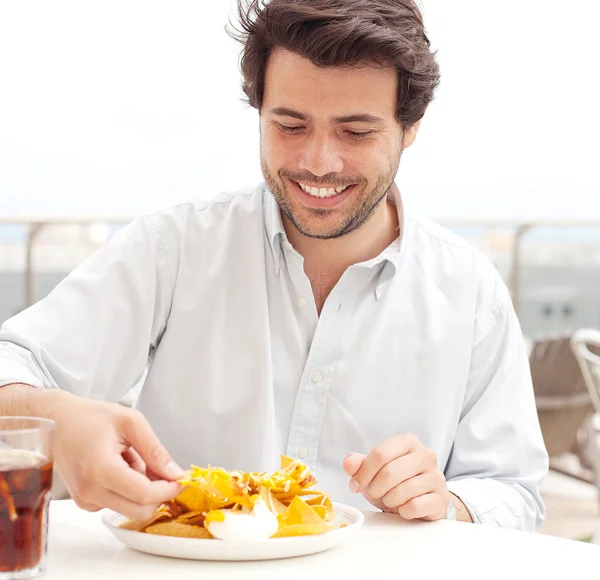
347;130;374;140
277;123;303;135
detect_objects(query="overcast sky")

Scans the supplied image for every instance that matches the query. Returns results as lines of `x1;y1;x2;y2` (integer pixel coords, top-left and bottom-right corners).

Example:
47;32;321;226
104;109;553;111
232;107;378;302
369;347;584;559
0;0;598;220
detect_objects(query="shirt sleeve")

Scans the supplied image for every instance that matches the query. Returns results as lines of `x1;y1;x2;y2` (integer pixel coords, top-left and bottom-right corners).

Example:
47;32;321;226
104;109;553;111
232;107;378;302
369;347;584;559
0;214;177;403
445;264;549;531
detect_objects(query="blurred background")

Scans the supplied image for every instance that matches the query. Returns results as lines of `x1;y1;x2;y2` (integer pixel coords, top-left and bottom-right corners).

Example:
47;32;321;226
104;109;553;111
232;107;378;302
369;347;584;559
1;0;599;542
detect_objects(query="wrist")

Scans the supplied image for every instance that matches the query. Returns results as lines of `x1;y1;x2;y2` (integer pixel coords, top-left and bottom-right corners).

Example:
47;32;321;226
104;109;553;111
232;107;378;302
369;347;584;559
29;388;77;422
448;492;474;523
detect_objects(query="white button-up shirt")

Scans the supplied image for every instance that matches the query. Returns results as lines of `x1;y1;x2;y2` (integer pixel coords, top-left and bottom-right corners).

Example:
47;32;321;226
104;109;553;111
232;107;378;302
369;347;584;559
0;184;549;530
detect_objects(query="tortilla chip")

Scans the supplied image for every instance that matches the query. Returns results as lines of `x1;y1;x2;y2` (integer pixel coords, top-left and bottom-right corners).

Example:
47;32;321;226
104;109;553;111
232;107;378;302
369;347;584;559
276;489;329;507
259;486;287;516
174;509;206;527
175;485;211;512
127;458;336;541
280;496;325;527
311;505;329;520
177;465;253;510
304;495;334;521
145;522;213;539
272;523;331;538
119;510;172;532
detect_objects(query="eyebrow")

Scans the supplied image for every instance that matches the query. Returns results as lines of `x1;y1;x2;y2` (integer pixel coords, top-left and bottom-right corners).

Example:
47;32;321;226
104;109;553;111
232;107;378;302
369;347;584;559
270;107;308;121
269;107;385;125
333;113;385;124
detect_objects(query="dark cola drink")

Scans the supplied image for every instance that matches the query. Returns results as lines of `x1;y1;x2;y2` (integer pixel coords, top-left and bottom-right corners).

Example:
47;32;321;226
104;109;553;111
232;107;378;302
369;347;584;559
0;450;53;579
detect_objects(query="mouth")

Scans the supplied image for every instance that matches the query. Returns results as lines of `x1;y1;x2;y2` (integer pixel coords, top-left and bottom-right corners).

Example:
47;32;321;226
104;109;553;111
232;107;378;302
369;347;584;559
295;181;352;198
287;179;357;208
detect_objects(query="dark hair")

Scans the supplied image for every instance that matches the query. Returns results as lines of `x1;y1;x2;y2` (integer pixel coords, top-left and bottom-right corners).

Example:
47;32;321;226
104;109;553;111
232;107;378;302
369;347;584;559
228;0;441;128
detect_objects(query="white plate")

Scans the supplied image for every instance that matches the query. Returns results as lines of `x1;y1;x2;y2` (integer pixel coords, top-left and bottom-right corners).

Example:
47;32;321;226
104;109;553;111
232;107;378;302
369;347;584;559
101;502;364;561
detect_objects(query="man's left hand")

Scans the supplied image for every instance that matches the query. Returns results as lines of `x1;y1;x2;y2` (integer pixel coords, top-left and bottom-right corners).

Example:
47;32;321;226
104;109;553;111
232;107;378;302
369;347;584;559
343;434;472;522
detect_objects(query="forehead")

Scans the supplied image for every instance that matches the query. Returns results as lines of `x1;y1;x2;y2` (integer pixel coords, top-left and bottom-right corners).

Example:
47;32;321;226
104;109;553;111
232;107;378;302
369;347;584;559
262;48;398;120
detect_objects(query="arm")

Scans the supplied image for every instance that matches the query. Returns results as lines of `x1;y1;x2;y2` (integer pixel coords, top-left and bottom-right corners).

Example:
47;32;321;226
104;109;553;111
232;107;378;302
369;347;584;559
0;215;176;402
444;273;549;531
342;265;548;529
0;215;184;519
0;382;183;520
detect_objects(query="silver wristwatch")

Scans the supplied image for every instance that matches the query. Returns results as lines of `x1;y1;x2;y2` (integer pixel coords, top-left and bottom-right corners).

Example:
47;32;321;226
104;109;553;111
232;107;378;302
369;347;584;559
446;498;457;521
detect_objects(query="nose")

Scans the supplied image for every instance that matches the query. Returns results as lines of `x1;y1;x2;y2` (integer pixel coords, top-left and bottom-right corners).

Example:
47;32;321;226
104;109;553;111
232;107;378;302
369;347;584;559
298;132;344;176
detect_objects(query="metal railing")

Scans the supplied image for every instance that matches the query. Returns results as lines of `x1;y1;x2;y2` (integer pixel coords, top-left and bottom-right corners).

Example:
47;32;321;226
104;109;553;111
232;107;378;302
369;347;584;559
0;215;133;308
1;215;600;317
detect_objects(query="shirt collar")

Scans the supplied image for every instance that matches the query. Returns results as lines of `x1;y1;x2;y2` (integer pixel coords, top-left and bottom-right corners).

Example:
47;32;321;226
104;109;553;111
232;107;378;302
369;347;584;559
263;184;287;275
263;181;408;276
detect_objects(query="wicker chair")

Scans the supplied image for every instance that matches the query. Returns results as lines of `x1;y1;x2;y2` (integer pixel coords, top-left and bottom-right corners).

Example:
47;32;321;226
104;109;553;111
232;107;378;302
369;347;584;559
530;331;600;505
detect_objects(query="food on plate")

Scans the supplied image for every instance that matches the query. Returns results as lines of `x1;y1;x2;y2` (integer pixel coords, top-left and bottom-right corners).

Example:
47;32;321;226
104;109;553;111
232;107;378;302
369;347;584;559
119;456;342;540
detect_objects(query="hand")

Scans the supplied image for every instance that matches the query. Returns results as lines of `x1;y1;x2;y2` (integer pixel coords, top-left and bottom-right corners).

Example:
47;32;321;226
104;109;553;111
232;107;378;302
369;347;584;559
343;434;452;521
42;392;183;521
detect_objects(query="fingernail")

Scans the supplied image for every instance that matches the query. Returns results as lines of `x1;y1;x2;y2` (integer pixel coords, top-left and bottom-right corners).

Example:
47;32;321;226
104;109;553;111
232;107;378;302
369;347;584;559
166;461;183;478
349;479;360;493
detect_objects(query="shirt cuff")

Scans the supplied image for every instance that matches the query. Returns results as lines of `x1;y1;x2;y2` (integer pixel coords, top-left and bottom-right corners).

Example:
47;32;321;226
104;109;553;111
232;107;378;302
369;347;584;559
446;477;524;529
0;356;45;389
447;479;482;524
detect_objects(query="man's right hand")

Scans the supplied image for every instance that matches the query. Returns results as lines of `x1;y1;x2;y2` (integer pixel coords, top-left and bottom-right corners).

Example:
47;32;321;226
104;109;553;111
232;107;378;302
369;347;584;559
39;390;183;521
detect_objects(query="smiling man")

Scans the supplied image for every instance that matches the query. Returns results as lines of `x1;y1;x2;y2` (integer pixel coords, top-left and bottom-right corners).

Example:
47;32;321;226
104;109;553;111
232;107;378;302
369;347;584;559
261;49;409;313
0;0;548;530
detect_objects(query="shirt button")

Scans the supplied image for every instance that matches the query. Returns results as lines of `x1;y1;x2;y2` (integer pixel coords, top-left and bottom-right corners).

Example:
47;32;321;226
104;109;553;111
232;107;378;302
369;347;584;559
298;448;308;459
298;296;308;307
311;371;322;383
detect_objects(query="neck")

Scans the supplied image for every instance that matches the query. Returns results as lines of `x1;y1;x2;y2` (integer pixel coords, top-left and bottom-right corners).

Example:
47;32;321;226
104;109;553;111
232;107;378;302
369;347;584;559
283;185;401;275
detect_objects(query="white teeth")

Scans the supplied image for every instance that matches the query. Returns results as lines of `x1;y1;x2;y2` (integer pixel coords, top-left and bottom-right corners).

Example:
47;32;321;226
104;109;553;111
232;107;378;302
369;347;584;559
297;182;349;198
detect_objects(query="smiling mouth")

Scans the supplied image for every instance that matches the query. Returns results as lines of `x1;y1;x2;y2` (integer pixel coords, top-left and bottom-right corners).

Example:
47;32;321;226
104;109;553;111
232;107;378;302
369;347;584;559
293;180;352;199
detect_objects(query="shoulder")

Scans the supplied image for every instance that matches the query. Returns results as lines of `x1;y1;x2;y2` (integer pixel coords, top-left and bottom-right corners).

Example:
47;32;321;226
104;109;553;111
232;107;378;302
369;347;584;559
147;183;266;229
405;215;513;336
405;216;499;279
406;216;480;254
135;183;267;245
120;183;267;276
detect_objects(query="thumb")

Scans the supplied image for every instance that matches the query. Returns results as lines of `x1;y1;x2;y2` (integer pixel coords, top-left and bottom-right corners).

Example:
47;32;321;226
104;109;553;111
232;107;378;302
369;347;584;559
122;412;183;481
343;452;366;477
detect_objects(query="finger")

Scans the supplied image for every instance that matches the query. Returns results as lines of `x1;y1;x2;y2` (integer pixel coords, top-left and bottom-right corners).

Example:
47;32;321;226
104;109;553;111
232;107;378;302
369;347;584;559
381;471;444;509
366;451;433;499
343;453;366;477
122;447;146;474
62;478;103;513
72;498;103;513
145;469;163;482
93;487;164;521
122;448;162;482
397;493;447;521
122;448;161;481
120;411;183;481
350;435;422;493
102;456;182;506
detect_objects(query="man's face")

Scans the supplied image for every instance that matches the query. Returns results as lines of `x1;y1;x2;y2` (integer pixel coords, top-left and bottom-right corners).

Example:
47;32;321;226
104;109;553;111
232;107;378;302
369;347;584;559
260;48;419;240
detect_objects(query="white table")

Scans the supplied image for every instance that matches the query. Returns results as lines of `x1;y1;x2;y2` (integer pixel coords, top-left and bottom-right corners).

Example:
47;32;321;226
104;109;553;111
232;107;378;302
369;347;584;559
46;500;598;579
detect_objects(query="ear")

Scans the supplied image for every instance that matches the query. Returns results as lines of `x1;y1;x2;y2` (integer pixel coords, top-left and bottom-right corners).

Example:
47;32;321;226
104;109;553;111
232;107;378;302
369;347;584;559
402;118;423;149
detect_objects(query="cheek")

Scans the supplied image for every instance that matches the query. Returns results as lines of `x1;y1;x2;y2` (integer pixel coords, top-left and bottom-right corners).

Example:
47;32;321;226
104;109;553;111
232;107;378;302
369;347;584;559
260;131;279;167
344;146;388;179
262;131;299;169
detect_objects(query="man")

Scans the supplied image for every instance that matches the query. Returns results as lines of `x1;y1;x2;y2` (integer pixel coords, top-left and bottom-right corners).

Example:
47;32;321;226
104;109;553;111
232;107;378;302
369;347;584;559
0;0;548;529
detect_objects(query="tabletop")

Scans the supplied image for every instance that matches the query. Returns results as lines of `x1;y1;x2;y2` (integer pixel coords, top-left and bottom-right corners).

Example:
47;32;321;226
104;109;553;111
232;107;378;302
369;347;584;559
45;500;599;579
